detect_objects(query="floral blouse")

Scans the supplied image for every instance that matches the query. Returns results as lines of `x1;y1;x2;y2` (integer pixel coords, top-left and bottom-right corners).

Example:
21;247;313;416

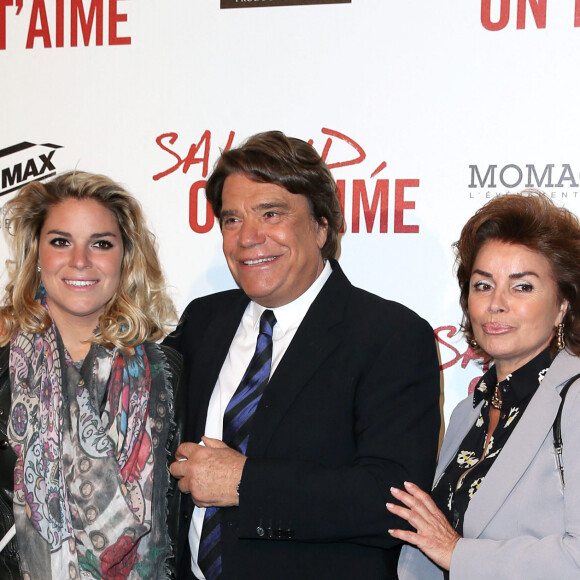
431;348;552;535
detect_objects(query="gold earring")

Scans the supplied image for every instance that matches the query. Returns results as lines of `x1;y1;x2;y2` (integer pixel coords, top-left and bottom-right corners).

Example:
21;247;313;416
557;322;565;351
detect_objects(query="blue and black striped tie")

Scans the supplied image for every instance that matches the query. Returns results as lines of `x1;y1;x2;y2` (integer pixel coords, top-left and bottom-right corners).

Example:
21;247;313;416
198;309;277;579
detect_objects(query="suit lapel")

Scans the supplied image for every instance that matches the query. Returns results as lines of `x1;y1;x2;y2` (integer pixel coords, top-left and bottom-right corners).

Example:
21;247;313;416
434;401;483;484
191;292;249;441
247;261;350;456
463;351;575;538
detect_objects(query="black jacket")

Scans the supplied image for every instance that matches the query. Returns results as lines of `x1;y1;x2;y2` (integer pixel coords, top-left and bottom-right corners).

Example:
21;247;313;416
0;343;185;579
0;344;20;580
164;260;441;579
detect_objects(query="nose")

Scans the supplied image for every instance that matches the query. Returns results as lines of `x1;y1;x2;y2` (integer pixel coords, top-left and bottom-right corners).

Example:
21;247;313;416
69;245;91;269
488;287;508;314
238;218;266;248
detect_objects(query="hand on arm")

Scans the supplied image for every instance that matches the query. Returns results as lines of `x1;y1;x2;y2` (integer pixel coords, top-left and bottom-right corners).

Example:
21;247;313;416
387;481;460;571
169;436;246;507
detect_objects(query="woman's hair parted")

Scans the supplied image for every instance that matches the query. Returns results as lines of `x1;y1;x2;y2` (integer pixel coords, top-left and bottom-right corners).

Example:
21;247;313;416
0;170;176;347
455;189;580;356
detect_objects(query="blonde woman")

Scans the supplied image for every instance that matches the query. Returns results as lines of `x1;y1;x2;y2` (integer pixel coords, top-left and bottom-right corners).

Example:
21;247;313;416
0;171;184;579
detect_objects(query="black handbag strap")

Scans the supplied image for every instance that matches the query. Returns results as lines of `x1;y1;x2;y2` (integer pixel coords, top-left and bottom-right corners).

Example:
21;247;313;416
552;372;580;488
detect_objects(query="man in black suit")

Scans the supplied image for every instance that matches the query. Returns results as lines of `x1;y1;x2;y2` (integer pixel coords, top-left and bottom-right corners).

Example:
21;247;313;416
167;131;440;579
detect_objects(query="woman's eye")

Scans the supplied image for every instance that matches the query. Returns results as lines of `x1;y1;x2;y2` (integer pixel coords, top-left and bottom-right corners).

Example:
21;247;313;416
49;237;70;247
473;281;492;291
92;240;113;249
515;282;533;292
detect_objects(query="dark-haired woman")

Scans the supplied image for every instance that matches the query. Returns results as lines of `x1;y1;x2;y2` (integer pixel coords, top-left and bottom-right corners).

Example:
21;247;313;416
391;191;580;578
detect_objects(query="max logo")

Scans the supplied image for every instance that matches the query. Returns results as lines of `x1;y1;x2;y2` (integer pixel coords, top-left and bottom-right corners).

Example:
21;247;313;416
0;142;62;197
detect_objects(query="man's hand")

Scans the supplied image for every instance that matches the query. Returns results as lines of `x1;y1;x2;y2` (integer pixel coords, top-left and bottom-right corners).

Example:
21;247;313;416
169;436;247;507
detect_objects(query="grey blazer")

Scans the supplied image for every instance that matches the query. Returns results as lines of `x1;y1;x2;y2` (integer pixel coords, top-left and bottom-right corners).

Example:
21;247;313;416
398;349;580;579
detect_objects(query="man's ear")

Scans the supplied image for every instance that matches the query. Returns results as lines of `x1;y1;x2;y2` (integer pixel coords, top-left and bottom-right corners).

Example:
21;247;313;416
316;217;328;249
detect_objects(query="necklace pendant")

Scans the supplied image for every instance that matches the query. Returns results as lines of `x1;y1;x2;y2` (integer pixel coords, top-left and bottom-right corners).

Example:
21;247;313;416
491;384;502;410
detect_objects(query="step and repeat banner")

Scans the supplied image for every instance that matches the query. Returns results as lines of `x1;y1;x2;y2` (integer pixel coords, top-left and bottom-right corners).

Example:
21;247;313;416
1;0;580;422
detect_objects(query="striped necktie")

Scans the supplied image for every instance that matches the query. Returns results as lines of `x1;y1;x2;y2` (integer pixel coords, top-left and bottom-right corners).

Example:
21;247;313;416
198;309;277;579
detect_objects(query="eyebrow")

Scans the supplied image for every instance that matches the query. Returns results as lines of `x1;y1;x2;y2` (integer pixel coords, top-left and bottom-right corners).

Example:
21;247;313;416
255;201;290;211
45;229;119;238
220;201;291;220
472;269;540;279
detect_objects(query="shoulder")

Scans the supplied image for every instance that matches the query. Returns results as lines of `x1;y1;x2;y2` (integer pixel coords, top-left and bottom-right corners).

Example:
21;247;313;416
327;260;434;334
550;351;580;414
179;288;247;322
549;350;580;384
164;288;248;351
342;283;435;345
351;285;430;324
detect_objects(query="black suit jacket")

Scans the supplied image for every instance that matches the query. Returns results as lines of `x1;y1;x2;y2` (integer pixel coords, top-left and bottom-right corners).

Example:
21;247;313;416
164;261;441;579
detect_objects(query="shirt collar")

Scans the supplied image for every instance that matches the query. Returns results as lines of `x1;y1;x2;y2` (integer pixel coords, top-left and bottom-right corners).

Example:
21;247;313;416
249;260;333;337
473;347;553;408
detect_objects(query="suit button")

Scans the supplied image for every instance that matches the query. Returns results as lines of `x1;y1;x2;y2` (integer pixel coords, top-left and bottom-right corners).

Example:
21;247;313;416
256;526;265;537
0;439;9;449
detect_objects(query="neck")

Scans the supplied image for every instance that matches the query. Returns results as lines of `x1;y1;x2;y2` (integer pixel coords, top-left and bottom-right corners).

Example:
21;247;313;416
49;311;98;362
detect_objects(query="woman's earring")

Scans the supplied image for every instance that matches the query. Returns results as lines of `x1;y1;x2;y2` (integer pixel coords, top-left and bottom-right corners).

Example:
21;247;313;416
37;265;41;272
557;322;565;351
470;339;478;349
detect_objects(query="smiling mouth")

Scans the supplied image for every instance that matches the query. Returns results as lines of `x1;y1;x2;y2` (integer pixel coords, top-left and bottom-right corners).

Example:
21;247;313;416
64;280;98;287
242;257;277;266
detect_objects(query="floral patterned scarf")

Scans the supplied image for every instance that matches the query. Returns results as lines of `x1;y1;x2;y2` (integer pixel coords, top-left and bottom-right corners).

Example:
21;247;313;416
8;320;173;579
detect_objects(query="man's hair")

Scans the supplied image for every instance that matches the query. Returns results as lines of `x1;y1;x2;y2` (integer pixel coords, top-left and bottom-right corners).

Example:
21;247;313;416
455;189;580;356
0;170;176;347
205;130;344;260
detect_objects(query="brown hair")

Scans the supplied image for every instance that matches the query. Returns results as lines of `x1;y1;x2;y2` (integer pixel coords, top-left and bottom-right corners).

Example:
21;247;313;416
455;190;580;356
0;171;176;347
205;130;344;260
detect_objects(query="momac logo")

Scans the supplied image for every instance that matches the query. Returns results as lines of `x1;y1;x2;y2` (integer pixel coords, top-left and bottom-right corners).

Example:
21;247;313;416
0;142;62;197
468;163;580;199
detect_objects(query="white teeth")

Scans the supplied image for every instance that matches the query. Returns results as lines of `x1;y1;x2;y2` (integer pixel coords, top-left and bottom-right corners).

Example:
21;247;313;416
244;257;276;266
65;280;97;287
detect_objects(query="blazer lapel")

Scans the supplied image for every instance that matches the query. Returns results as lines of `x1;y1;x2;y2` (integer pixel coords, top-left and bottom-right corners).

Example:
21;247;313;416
191;292;249;441
463;352;575;538
247;261;349;456
434;401;483;484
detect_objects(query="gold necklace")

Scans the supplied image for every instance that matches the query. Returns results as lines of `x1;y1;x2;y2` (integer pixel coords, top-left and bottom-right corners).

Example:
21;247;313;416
491;383;502;410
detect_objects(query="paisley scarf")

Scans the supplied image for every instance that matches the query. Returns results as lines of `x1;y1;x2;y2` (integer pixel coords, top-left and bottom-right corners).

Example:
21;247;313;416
8;321;173;579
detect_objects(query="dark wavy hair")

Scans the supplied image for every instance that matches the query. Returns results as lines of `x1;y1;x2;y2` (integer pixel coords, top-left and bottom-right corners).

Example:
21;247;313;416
205;130;344;260
455;190;580;356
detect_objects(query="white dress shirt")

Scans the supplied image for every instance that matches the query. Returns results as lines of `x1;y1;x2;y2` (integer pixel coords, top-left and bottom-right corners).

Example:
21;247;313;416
189;261;332;578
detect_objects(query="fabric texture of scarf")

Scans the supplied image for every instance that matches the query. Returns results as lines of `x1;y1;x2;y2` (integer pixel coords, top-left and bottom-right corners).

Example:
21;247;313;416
8;320;173;580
